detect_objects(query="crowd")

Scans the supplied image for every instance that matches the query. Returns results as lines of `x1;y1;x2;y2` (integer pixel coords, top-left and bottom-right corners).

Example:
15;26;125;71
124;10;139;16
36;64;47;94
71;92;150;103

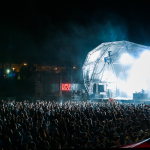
0;99;150;149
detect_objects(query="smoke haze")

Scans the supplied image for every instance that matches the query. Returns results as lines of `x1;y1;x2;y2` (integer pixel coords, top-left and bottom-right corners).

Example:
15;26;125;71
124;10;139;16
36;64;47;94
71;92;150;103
119;51;150;97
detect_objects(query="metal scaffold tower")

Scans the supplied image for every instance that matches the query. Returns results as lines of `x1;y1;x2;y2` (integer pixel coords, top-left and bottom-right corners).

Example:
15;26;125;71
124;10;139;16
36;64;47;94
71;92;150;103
83;41;150;98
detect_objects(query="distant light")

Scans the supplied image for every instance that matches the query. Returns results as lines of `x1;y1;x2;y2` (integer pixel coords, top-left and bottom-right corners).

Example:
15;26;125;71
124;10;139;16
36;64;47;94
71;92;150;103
24;63;27;66
17;74;20;80
12;68;15;71
54;68;57;70
7;70;10;74
4;75;5;76
73;67;76;69
62;83;71;91
120;53;134;65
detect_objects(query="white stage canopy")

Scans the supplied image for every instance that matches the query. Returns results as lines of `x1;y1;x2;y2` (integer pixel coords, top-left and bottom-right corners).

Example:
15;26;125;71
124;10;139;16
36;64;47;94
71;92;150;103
83;41;150;98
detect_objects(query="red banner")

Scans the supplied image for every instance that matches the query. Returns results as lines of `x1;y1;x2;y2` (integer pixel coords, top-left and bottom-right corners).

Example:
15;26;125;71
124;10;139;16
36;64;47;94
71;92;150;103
62;83;71;91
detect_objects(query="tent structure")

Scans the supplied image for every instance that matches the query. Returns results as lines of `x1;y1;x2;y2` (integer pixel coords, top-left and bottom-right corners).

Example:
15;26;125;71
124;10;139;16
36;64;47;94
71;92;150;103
83;41;150;98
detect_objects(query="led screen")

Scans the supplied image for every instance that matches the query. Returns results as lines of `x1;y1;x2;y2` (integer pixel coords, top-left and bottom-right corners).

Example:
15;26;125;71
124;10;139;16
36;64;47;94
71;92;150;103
62;83;71;91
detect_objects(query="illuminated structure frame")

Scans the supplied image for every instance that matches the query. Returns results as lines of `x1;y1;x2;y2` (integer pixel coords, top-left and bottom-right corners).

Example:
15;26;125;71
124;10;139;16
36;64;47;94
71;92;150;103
83;41;150;98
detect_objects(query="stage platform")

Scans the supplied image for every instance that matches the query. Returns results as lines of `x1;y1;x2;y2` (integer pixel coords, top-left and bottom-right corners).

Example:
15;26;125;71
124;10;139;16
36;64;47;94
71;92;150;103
91;97;150;104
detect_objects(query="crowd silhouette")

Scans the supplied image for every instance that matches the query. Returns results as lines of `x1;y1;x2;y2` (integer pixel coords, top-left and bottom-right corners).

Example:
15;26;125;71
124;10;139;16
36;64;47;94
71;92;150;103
0;100;150;149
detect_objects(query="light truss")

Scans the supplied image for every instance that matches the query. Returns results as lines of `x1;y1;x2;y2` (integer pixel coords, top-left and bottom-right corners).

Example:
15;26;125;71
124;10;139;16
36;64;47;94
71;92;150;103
83;41;150;97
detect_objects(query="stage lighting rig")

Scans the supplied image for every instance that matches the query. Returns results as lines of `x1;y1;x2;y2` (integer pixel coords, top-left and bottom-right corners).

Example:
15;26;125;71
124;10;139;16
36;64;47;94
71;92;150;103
104;51;112;64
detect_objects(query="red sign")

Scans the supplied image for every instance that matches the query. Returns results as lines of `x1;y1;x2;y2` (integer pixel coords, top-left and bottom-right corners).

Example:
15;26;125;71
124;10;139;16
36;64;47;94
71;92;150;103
62;83;71;91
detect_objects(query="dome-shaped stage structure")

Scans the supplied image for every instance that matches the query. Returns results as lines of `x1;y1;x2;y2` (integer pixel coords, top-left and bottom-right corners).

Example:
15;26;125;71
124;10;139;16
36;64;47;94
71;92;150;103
83;41;150;98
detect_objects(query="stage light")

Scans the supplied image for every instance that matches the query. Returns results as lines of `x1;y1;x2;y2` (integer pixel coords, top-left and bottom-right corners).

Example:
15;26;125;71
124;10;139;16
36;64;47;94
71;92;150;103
118;51;150;97
120;53;134;65
7;69;10;74
62;83;71;91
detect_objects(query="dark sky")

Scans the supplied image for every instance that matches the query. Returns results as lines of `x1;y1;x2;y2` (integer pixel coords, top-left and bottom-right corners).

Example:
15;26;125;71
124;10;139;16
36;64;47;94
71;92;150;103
1;1;150;65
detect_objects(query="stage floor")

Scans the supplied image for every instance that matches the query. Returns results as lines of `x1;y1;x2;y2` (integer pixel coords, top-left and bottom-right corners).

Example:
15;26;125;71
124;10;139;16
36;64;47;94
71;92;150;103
91;97;150;104
91;97;133;101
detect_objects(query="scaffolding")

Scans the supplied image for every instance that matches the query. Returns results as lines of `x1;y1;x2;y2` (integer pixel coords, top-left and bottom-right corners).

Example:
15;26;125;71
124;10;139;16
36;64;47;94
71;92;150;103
83;41;150;98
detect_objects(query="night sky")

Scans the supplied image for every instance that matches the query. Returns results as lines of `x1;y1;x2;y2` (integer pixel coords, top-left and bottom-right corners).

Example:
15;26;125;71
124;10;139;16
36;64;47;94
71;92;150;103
1;1;150;66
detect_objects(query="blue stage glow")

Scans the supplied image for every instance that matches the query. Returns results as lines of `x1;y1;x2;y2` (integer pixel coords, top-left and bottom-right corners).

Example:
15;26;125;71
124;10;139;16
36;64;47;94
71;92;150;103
8;73;15;77
12;73;15;76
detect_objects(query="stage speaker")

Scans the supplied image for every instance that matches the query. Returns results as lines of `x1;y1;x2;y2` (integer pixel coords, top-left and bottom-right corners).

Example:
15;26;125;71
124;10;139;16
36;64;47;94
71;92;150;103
93;84;96;94
98;85;104;92
100;95;104;98
133;93;148;100
107;89;111;97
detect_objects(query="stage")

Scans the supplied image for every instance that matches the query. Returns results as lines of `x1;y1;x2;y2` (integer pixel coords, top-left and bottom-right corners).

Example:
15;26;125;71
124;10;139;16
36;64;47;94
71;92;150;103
90;97;150;104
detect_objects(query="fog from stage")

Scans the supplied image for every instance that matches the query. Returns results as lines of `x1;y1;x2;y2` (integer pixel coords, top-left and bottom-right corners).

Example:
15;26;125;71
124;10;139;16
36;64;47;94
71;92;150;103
118;50;150;98
83;41;150;99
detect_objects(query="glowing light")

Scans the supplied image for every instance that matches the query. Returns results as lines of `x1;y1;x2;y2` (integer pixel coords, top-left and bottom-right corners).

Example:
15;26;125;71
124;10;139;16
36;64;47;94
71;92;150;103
4;75;5;76
7;70;10;74
54;68;57;70
73;67;76;69
118;50;150;97
120;53;134;65
12;68;15;71
24;63;27;66
62;83;71;91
